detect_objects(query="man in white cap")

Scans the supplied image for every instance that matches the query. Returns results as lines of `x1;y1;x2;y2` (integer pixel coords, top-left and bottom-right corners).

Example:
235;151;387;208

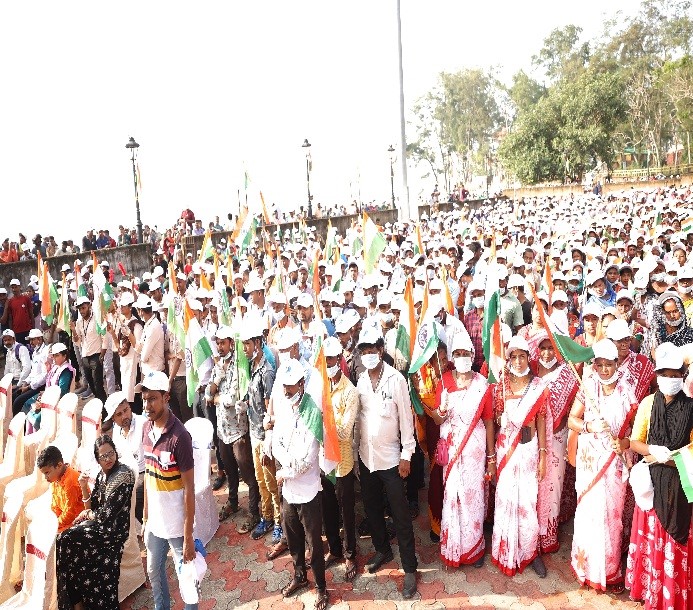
139;370;197;610
134;295;165;378
166;310;190;423
356;324;417;599
108;292;143;411
497;268;524;334
267;293;295;347
2;329;31;392
103;390;146;524
321;336;359;580
70;296;107;402
491;335;548;579
335;310;363;384
12;328;48;415
271;358;328;610
295;293;326;362
0;278;35;345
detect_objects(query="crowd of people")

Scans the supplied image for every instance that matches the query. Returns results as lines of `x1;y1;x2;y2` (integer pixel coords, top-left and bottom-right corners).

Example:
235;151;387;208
2;182;693;610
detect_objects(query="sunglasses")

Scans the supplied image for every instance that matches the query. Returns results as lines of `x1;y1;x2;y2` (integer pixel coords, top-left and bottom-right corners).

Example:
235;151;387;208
97;450;116;462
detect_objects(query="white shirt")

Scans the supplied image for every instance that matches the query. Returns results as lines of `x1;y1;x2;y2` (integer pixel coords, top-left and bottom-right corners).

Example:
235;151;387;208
27;342;49;390
272;392;322;504
357;362;415;472
4;341;31;384
137;316;165;376
75;314;108;358
114;413;147;473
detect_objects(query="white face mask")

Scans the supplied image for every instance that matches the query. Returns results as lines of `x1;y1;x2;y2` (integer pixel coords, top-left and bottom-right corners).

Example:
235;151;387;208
278;350;291;364
274;310;285;322
362;353;380;370
288;391;302;407
365;295;373;305
332;307;342;318
510;365;530;377
598;370;619;385
657;376;683;396
472;296;485;309
679;285;693;294
539;357;557;369
327;364;340;378
454;356;472;373
380;312;394;325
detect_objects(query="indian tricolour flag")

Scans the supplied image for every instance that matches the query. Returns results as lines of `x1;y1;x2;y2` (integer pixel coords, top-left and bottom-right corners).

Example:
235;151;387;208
91;254;114;336
673;444;693;502
183;300;214;407
481;264;505;383
395;278;416;368
39;262;59;326
681;217;693;235
414;222;424;255
198;230;215;262
56;274;71;335
363;212;386;273
239;216;258;255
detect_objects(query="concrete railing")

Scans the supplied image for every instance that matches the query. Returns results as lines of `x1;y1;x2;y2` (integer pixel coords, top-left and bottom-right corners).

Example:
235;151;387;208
0;243;153;289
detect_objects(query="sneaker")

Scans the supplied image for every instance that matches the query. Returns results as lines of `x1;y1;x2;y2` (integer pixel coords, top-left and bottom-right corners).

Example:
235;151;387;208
251;518;274;540
271;524;283;545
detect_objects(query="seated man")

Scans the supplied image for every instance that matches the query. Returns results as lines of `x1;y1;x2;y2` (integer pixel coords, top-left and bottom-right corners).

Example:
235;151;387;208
38;445;83;533
2;329;31;392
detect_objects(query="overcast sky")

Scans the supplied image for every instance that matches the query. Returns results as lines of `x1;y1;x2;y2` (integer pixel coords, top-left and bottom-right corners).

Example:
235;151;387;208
0;0;641;242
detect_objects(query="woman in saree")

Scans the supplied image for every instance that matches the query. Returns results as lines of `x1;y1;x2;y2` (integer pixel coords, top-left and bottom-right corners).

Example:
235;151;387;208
491;335;549;578
56;435;135;610
568;338;638;592
532;333;578;553
626;342;693;609
436;333;494;567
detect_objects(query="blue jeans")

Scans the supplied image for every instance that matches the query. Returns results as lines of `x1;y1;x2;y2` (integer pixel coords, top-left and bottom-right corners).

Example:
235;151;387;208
145;531;199;610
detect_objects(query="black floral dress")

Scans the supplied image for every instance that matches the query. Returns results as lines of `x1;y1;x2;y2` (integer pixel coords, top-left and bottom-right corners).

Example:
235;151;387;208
56;462;135;610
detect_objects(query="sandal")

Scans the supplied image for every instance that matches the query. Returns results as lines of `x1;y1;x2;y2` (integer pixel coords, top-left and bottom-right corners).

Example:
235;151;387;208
314;588;328;610
282;575;309;597
611;582;625;594
218;502;239;522
324;553;343;569
345;558;357;581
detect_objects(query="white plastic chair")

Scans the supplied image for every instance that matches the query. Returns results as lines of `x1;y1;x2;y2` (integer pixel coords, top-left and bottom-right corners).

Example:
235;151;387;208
118;464;145;602
0;414;27;516
54;394;78;439
184;417;219;546
0;374;13;458
74;399;102;479
0;500;58;609
22;386;61;477
0;494;24;602
24;490;55;610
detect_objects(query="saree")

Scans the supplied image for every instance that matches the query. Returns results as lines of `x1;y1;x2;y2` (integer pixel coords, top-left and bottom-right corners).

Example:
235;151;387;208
491;376;548;576
570;375;638;591
438;372;491;566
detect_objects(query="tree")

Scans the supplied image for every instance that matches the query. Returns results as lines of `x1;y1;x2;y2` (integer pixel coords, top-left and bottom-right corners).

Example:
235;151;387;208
509;70;546;115
532;25;590;83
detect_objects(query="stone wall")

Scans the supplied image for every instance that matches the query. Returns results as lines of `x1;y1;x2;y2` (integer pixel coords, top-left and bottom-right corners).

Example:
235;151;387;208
182;210;399;255
0;243;153;289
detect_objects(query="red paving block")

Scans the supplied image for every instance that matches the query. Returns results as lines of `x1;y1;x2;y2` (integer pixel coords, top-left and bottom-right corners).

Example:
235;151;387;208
237;577;268;602
362;602;398;610
223;568;251;590
416;578;445;600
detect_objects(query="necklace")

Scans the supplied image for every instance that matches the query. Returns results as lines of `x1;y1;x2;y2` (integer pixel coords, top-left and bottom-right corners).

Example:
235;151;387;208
369;363;384;391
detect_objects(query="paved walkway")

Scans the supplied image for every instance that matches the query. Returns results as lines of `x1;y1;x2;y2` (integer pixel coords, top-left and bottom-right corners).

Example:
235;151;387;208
122;485;641;610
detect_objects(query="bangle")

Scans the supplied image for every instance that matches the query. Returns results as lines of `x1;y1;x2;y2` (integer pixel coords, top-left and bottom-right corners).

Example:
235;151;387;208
487;458;496;464
486;453;496;459
539;448;547;453
81;497;90;503
582;421;589;434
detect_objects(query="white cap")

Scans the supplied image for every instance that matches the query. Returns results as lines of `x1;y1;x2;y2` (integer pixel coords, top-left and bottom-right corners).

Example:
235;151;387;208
592;338;618;360
103;391;129;421
239;319;264;341
279;359;306;385
276;327;301;350
582;302;603;318
135;371;170;393
357;323;383;346
654;342;684;371
615;292;634;303
61;264;71;272
50;342;68;354
296;293;314;308
268;292;287;305
323;336;343;357
119;293;135;307
188;299;203;312
335;310;359;333
508;274;525;289
152;266;164;278
451;333;474;353
2;329;15;338
585;270;604;286
133;296;153;309
0;288;6;295
75;296;90;307
551;289;569;304
28;329;43;339
149;280;162;291
506;335;530;356
606;318;631;341
214;326;234;340
376;290;392;306
9;279;20;286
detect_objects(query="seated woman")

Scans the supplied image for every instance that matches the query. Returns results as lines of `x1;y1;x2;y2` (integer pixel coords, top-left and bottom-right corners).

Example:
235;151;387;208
24;342;74;433
626;342;693;608
56;435;135;610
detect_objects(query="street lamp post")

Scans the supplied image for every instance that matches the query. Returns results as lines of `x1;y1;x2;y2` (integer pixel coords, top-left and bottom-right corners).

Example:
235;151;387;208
302;138;312;219
388;145;396;209
125;137;143;244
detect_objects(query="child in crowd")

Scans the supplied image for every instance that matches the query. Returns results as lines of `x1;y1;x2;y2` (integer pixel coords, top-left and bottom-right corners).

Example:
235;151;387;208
37;445;83;533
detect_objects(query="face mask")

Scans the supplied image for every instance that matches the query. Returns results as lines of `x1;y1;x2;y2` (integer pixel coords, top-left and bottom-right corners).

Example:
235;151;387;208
366;295;373;305
327;364;340;378
587;237;596;245
608;256;618;264
252;349;259;361
567;284;579;293
510;365;530;377
539;357;558;369
288;391;302;407
651;273;666;284
472;296;485;309
275;310;285;322
679;285;693;294
598;370;619;385
667;315;684;327
380;312;394;325
332;307;342;318
362;353;380;370
657;376;683;396
454;356;472;373
434;314;443;324
278;351;291;364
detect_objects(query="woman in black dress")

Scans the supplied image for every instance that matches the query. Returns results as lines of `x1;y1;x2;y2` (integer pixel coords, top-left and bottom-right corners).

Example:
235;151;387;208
56;435;135;610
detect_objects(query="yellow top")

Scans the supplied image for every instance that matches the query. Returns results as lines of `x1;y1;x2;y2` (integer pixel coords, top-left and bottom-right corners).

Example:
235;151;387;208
630;394;693;444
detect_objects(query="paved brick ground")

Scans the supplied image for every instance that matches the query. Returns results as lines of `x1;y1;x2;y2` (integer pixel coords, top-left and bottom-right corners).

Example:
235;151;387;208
122;483;641;610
